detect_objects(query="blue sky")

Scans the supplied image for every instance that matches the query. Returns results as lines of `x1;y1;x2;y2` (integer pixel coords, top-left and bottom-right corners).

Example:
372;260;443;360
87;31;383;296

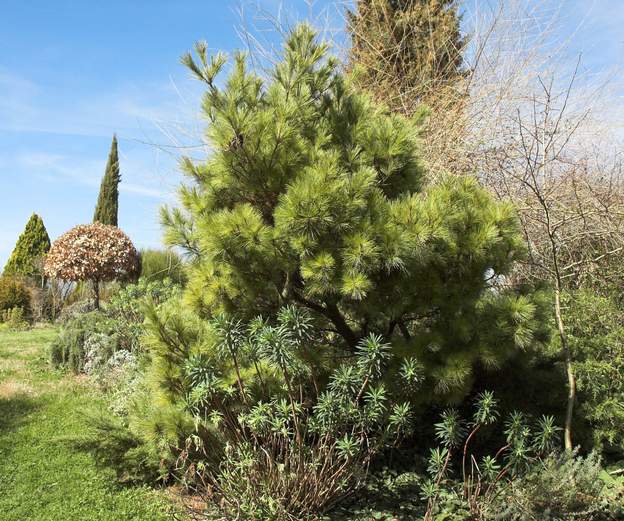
0;0;622;268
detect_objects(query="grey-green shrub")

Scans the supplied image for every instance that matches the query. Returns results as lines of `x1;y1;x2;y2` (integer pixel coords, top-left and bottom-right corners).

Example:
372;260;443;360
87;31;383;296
49;312;116;372
489;451;623;520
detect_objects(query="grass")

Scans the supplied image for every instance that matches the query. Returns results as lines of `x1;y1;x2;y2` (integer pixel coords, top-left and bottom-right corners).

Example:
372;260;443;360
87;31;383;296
0;326;176;521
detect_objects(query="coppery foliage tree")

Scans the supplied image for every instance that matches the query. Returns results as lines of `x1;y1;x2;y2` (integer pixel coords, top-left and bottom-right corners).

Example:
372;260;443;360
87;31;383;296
44;223;139;308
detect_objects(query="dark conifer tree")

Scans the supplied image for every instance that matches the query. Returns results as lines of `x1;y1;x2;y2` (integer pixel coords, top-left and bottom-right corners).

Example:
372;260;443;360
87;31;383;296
3;213;51;279
93;134;121;226
347;0;466;116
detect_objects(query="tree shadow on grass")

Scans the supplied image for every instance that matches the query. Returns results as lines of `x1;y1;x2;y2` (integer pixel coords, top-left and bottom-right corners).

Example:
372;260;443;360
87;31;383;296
0;394;40;437
58;407;163;487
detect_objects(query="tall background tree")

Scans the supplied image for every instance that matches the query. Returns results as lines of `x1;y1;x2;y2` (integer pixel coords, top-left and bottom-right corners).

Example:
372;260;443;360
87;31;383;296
93;134;121;226
347;0;469;178
347;0;466;115
3;213;51;282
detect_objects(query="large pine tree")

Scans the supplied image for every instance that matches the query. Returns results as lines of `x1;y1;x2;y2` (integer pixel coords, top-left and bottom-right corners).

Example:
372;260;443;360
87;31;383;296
347;0;466;116
93;134;121;226
3;213;51;279
163;25;547;399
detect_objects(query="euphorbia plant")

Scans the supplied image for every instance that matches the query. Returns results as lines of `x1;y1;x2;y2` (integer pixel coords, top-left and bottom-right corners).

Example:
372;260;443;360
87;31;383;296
146;303;418;519
423;392;561;520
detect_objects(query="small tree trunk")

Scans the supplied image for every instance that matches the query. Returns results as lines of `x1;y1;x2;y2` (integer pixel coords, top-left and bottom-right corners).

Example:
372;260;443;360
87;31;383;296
93;279;100;310
554;282;575;451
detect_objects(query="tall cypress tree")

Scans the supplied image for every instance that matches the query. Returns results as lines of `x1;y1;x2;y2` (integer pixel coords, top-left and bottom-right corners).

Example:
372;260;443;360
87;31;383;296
347;0;466;116
93;134;121;226
3;213;51;278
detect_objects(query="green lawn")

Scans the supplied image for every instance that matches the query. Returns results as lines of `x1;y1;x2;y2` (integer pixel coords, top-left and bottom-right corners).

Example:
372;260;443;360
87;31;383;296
0;326;175;521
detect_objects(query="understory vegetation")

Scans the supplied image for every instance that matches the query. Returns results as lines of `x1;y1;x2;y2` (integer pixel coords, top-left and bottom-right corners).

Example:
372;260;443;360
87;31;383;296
4;1;624;520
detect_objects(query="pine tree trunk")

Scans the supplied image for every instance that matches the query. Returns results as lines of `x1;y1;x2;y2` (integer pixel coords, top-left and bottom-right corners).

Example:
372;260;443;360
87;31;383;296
554;282;575;451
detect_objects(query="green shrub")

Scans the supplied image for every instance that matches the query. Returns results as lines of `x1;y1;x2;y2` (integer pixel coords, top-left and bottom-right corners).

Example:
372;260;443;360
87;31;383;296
139;249;186;285
565;289;624;457
0;276;31;319
1;307;29;330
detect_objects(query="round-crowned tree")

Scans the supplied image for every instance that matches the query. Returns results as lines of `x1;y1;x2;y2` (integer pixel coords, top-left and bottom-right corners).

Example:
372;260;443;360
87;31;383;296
44;223;139;308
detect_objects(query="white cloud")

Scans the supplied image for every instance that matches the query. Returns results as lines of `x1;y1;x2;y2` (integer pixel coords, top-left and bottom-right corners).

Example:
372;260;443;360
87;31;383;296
13;149;177;201
0;65;205;147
